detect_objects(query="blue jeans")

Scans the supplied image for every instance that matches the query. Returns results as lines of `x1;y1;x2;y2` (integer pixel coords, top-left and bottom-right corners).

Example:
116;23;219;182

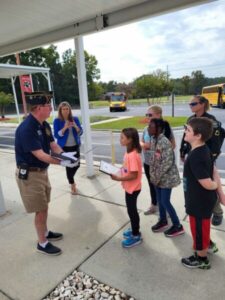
155;187;180;226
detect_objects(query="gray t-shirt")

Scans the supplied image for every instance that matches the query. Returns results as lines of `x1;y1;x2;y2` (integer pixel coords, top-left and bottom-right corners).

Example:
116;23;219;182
65;127;76;147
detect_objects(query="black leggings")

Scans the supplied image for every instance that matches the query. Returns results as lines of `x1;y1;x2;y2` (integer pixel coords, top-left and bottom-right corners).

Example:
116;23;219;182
63;145;80;184
143;163;157;206
125;190;141;236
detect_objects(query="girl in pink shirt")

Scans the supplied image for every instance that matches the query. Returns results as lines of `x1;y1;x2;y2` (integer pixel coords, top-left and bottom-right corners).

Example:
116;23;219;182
111;128;142;248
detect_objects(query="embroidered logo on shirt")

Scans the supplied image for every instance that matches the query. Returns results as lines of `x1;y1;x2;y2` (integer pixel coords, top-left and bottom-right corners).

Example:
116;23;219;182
37;130;42;136
45;127;51;136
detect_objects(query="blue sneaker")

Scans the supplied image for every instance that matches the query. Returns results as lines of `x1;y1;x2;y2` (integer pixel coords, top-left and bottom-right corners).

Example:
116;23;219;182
123;228;132;239
122;235;142;248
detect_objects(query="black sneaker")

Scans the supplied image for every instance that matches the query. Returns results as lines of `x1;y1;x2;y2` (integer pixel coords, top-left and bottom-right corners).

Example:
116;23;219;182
164;225;185;237
37;242;62;256
46;231;63;241
181;254;210;270
208;240;219;254
151;220;168;232
212;215;223;226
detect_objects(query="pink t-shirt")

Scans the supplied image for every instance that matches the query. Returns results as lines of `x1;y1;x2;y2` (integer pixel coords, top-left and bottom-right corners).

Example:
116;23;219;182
121;150;142;194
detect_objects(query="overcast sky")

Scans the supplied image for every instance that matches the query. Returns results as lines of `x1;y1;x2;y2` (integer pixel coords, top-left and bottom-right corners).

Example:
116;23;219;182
54;0;225;83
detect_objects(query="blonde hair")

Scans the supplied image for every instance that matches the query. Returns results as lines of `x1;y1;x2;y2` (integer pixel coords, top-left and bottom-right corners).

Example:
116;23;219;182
148;105;162;116
194;95;210;112
57;101;73;121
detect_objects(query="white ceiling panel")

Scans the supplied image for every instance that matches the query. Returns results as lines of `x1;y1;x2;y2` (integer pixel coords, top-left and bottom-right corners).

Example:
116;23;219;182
0;0;215;56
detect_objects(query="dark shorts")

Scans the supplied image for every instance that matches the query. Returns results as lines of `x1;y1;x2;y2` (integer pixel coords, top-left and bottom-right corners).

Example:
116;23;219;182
189;215;210;251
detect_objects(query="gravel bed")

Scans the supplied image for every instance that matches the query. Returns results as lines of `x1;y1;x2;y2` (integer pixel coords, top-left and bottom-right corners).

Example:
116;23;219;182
43;270;135;300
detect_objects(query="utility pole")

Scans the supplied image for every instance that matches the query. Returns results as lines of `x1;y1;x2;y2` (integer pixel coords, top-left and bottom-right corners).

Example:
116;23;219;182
166;65;169;102
171;92;175;117
15;53;27;117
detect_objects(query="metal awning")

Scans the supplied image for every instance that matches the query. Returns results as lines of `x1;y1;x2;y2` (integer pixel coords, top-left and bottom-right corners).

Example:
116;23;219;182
0;64;50;78
0;63;52;125
0;0;215;57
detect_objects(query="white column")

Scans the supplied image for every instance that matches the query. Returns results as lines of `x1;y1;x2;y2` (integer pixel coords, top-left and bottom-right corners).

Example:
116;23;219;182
44;72;55;120
0;181;6;216
75;36;95;177
11;76;20;123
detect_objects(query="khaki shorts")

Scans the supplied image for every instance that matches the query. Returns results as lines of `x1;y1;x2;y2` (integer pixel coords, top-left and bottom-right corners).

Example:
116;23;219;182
16;169;51;213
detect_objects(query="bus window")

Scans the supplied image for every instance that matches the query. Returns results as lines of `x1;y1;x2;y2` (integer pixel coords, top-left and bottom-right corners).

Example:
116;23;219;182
202;83;225;108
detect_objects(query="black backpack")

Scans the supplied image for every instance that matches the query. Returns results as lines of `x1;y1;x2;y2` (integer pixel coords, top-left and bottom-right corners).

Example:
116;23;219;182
207;120;225;160
180;115;225;161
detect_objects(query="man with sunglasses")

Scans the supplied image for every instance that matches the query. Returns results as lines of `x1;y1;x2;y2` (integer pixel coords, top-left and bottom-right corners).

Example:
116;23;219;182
180;95;224;228
15;91;78;256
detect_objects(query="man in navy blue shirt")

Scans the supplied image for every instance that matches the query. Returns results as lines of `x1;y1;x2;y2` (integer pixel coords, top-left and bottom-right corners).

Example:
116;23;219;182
15;91;77;256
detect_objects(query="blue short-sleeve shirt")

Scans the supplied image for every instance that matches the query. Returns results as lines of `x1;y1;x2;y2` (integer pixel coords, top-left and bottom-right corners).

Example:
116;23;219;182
15;114;54;168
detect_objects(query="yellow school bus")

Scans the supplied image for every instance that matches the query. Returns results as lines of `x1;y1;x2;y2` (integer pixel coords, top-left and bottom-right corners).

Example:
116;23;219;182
109;92;127;112
202;83;225;108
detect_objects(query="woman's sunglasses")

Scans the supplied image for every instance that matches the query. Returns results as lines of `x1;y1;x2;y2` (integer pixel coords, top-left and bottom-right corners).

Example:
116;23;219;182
189;102;200;107
145;113;153;117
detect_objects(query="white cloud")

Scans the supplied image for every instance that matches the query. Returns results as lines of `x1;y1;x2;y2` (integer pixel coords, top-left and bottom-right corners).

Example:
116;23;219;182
54;0;225;82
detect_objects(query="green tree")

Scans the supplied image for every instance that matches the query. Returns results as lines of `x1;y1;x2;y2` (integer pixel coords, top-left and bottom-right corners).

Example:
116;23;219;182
0;91;13;118
89;82;104;100
0;46;101;107
133;69;172;99
60;49;100;105
181;75;191;95
115;82;133;98
190;70;206;94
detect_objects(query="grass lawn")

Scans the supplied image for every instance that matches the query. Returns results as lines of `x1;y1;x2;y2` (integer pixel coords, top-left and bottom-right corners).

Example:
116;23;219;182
91;116;188;130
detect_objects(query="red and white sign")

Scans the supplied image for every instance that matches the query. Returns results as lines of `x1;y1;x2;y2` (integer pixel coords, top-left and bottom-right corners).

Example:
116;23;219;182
21;75;33;93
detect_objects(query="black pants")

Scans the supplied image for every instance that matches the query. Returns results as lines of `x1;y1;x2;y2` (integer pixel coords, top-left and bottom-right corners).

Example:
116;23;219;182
143;163;157;206
125;190;141;236
63;145;80;184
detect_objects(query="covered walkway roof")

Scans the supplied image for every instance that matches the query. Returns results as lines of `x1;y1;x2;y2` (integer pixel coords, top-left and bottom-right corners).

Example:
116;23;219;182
0;0;214;57
0;0;216;208
0;64;50;78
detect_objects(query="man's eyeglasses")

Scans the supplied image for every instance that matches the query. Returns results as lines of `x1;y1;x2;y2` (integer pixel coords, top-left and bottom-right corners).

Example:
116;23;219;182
189;102;200;107
183;124;192;132
145;113;153;117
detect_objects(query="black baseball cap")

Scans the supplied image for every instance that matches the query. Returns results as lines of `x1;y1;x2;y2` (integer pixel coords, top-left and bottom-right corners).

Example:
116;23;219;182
25;91;53;105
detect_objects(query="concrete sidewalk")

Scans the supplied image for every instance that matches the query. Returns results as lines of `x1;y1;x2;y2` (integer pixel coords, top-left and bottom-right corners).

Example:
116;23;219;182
1;150;225;300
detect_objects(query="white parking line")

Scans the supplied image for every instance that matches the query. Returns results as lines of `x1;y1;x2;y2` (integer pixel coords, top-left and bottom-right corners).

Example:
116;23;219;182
92;142;110;146
0;136;15;139
0;144;14;148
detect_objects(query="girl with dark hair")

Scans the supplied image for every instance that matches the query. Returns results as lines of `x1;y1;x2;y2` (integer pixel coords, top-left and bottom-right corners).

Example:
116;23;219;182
53;101;83;194
141;105;175;215
149;119;184;237
111;128;142;248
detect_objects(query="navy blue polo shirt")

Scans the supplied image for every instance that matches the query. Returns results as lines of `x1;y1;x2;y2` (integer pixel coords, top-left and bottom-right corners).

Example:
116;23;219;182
15;114;54;169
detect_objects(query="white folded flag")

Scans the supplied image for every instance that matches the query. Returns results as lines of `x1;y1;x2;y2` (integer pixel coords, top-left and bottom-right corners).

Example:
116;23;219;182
62;151;77;161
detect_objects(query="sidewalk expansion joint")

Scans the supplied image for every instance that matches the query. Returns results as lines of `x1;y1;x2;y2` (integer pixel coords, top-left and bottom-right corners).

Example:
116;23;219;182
83;194;127;208
76;220;130;271
0;289;14;300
